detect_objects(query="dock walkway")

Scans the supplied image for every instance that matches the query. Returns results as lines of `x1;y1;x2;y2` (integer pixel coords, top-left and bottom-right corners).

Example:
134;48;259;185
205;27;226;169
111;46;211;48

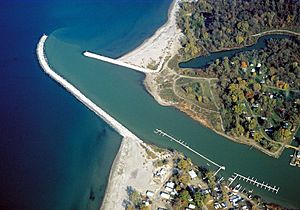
154;129;225;174
228;172;280;194
83;51;159;74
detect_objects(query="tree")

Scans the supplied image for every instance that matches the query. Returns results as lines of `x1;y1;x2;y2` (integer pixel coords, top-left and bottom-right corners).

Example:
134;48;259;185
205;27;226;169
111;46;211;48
179;172;190;184
253;132;263;142
249;118;257;130
129;190;141;207
237;21;249;32
180;190;191;203
194;192;204;207
234;122;245;136
236;35;244;45
126;205;135;210
178;159;189;170
253;83;261;92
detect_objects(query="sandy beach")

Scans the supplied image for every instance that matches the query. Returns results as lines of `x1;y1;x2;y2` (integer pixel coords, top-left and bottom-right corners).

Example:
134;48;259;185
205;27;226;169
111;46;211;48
100;138;173;210
118;0;182;71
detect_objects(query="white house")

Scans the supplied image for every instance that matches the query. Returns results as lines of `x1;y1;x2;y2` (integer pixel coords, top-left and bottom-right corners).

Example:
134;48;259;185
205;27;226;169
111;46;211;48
166;181;175;189
146;191;154;197
188;204;196;209
160;192;170;200
188;170;197;179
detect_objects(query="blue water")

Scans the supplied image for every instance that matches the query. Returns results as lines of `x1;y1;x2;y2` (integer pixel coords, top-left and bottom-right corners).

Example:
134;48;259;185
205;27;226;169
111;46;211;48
0;1;171;209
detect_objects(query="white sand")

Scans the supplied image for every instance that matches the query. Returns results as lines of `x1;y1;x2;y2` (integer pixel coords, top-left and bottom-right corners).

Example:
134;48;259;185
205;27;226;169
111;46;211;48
118;0;183;72
100;138;171;210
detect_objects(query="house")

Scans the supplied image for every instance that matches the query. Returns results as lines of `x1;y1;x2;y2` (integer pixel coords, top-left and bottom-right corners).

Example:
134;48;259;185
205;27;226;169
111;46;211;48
188;204;196;209
165;186;173;192
257;63;261;68
155;168;166;176
166;181;175;189
188;170;197;179
142;200;150;206
146;191;154;197
160;192;170;200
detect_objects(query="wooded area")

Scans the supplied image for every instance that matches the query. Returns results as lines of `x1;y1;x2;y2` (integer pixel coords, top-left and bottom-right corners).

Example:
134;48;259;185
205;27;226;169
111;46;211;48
177;0;300;59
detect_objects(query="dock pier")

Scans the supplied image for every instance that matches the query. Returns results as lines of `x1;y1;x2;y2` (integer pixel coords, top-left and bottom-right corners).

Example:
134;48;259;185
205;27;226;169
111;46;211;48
228;172;280;194
154;129;225;175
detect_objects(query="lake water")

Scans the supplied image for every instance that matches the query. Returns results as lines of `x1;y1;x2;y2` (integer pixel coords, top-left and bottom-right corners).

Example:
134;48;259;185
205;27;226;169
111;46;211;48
45;29;300;209
0;0;171;210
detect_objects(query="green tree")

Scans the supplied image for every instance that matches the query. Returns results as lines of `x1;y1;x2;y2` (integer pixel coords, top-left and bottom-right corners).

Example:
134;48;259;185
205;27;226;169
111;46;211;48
179;172;191;184
234;122;245;136
180;190;191;203
194;192;204;207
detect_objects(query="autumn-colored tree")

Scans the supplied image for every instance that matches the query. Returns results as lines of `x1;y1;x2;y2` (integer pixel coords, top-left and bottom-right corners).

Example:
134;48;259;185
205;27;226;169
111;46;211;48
178;159;189;170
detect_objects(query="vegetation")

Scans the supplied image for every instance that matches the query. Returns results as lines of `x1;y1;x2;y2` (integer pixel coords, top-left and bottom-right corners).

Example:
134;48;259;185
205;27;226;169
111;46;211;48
200;38;300;151
177;0;300;60
163;0;300;154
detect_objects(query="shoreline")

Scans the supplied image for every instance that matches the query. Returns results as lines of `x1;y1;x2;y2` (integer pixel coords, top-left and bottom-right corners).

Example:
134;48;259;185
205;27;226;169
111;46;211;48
37;34;164;210
118;0;182;71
